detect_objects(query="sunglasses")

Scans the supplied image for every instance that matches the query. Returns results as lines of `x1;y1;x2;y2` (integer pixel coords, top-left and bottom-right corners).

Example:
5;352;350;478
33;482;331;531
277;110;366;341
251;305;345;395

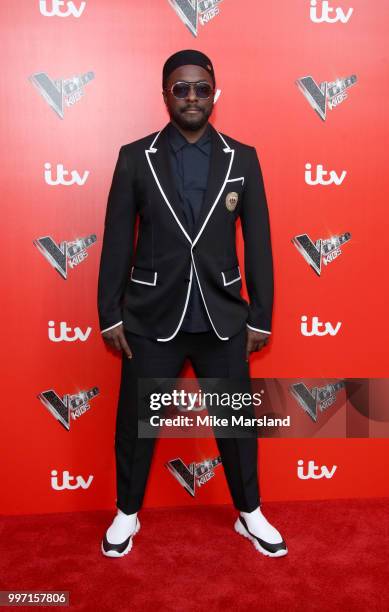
167;80;214;100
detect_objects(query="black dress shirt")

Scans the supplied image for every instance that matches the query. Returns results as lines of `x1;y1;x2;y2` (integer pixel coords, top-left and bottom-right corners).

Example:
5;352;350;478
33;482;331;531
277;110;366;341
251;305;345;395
167;121;212;332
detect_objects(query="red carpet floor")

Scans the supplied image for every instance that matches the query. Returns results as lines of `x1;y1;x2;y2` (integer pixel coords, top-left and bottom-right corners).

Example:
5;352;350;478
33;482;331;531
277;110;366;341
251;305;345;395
1;498;389;612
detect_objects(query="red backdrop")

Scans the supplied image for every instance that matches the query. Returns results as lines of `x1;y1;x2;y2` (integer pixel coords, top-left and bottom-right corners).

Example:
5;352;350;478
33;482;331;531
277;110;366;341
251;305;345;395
1;0;388;514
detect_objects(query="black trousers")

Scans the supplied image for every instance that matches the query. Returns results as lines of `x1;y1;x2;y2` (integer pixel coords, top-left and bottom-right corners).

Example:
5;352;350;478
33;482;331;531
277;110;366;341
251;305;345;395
114;325;260;514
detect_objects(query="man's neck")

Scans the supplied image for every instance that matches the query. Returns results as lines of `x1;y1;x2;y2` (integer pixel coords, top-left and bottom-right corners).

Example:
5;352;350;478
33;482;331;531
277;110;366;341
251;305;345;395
170;119;209;144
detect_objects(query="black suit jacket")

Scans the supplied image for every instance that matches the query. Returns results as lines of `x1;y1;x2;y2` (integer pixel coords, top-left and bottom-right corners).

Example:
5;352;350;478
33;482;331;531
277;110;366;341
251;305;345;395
97;122;274;342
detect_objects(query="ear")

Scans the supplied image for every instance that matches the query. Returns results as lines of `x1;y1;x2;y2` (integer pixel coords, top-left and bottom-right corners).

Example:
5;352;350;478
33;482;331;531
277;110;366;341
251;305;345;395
162;90;167;105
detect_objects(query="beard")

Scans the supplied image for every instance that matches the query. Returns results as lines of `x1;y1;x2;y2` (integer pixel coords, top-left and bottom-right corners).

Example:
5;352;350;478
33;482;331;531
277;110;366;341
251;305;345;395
170;103;213;131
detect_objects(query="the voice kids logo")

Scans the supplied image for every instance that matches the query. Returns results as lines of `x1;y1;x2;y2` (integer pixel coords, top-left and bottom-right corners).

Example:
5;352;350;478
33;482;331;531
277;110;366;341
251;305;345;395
292;231;351;276
296;74;357;121
309;1;353;23
29;71;95;119
37;387;99;430
165;456;222;496
48;321;92;343
44;163;89;186
51;470;93;490
297;459;337;479
305;163;347;186
289;380;345;422
168;0;223;36
39;0;87;18
34;234;97;279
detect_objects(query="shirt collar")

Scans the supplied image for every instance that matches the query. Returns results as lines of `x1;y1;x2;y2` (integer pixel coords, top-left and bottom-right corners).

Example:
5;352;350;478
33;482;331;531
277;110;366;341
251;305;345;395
167;121;211;154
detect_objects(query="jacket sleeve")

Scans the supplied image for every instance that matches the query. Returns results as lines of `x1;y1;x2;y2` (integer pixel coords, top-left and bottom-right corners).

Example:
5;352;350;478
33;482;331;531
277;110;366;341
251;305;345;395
240;146;274;334
97;146;137;332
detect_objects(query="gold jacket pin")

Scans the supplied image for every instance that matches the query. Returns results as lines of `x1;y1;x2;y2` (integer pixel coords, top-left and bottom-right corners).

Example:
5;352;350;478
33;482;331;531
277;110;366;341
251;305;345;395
225;191;239;211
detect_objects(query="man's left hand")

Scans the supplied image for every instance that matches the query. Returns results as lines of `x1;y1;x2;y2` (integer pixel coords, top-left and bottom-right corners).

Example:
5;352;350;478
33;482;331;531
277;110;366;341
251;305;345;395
246;328;270;361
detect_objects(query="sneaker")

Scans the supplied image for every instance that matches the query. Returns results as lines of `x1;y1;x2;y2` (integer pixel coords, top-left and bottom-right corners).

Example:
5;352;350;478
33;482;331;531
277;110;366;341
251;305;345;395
101;517;141;558
234;515;288;557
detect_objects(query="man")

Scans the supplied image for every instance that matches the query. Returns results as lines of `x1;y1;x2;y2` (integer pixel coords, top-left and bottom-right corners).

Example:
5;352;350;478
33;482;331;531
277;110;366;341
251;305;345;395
97;49;287;558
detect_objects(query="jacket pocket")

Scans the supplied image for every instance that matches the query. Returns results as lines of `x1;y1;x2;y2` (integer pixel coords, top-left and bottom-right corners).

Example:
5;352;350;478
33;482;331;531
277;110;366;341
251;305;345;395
130;266;158;286
221;265;241;286
226;176;245;186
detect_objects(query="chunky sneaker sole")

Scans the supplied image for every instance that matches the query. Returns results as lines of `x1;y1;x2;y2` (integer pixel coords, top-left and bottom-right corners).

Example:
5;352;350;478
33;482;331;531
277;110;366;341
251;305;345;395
101;517;141;558
234;516;288;557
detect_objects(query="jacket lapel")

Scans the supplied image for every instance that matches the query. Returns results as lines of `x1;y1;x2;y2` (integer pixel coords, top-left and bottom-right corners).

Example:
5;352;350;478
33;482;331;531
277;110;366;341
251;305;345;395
192;123;234;245
145;123;192;244
145;122;234;246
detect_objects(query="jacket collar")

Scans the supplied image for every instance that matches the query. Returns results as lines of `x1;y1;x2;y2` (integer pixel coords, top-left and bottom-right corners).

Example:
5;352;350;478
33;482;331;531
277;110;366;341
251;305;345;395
145;121;234;246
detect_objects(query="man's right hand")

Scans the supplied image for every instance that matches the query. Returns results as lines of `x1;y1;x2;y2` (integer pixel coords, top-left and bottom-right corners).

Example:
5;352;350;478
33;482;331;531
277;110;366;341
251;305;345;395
101;323;133;359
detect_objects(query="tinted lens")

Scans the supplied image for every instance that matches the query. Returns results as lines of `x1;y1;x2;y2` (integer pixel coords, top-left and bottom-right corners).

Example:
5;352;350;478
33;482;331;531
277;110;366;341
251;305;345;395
171;82;213;99
195;83;212;98
172;83;190;98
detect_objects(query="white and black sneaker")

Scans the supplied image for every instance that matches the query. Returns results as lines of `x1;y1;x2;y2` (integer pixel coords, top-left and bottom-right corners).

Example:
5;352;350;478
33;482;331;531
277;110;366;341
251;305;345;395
235;515;288;557
101;516;141;558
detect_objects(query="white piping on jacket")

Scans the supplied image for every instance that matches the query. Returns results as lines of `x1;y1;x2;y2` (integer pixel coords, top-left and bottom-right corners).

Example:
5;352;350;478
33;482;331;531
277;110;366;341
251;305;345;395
226;176;245;185
145;129;235;342
130;266;157;286
222;266;241;286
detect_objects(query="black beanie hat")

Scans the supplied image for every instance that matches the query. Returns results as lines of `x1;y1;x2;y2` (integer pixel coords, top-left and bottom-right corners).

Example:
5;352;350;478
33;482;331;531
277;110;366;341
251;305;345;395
162;49;216;88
